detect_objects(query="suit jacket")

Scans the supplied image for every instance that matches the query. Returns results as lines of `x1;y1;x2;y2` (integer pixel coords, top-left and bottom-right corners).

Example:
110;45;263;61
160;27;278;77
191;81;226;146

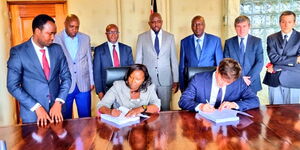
54;31;94;93
178;71;259;112
136;30;179;86
93;42;134;94
266;30;300;88
179;33;223;90
7;39;71;123
224;34;264;93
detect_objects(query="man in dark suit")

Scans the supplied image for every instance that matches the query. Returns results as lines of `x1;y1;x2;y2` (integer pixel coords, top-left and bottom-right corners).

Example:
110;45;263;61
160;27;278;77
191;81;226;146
264;11;300;104
179;15;223;91
54;14;94;119
224;15;264;94
7;14;71;125
179;58;259;112
93;24;134;99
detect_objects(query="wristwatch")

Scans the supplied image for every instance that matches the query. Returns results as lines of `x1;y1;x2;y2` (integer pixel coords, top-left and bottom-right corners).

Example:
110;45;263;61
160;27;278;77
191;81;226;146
142;105;147;113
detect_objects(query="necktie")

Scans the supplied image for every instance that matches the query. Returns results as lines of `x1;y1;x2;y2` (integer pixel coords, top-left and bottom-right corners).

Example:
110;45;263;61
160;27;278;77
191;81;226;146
196;39;202;60
282;35;288;48
154;32;160;55
214;88;222;109
239;38;245;66
40;49;50;80
112;45;120;67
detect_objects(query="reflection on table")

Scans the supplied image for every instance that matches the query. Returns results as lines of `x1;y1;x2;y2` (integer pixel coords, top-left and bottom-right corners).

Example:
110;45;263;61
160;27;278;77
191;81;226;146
0;104;300;150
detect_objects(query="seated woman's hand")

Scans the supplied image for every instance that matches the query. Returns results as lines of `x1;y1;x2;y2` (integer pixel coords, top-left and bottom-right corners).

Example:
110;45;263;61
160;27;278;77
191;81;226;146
125;107;143;117
111;109;122;117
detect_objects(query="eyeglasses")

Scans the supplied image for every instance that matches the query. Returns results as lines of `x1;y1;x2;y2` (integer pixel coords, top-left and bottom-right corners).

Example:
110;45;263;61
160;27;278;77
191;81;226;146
106;31;120;34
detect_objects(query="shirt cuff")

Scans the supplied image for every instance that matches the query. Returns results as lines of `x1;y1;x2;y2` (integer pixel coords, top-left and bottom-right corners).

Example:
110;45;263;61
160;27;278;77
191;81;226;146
233;102;239;109
30;103;41;112
195;103;203;112
55;98;65;104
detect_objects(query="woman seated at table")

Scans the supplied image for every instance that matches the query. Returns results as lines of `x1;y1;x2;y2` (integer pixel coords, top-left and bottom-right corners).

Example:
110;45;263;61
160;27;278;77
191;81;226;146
97;64;161;117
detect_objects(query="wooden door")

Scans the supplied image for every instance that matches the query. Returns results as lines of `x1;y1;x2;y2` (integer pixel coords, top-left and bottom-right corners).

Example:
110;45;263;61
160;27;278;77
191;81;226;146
8;1;67;46
7;1;67;124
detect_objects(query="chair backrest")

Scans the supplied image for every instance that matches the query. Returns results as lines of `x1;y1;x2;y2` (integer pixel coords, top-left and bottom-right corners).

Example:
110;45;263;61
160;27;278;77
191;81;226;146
186;66;216;81
105;66;130;89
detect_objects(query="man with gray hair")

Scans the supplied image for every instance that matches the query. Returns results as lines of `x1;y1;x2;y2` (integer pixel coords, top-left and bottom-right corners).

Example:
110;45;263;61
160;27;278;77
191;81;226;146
224;15;264;94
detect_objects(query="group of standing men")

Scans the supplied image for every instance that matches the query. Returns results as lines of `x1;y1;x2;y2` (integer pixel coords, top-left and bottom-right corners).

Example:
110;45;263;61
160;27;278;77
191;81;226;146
6;10;300;125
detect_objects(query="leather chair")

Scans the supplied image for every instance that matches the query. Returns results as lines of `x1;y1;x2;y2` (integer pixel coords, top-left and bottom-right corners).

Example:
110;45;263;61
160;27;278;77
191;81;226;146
184;66;216;88
105;66;130;90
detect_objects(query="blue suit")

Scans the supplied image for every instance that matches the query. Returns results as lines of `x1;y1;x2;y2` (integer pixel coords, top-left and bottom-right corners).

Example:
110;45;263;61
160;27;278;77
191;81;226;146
7;39;71;123
179;33;223;90
224;35;264;93
93;42;134;94
178;71;259;112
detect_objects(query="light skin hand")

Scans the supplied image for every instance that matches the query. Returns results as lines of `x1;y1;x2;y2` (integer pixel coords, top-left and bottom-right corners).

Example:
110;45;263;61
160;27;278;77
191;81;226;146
125;107;143;117
35;106;52;126
219;101;237;110
266;64;274;73
243;76;251;86
98;92;104;100
111;109;122;117
200;103;215;112
297;56;300;64
49;101;63;123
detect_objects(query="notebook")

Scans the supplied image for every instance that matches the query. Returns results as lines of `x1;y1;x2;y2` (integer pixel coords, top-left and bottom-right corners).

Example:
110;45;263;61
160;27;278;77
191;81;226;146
100;106;142;128
197;109;252;123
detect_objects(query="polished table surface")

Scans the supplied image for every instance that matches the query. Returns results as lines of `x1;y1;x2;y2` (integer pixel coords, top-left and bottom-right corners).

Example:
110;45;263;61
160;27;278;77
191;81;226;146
1;104;300;150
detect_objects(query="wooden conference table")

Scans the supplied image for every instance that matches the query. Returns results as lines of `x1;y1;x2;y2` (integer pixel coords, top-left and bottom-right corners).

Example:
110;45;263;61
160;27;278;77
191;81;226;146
1;104;300;150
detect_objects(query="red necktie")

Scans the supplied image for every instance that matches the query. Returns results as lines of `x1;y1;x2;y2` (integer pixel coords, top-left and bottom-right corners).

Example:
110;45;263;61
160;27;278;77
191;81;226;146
40;49;50;80
112;45;120;67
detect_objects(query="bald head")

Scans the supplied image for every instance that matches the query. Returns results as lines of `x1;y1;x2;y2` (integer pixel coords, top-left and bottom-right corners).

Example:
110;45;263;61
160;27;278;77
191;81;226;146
148;13;163;32
64;14;80;38
106;24;119;33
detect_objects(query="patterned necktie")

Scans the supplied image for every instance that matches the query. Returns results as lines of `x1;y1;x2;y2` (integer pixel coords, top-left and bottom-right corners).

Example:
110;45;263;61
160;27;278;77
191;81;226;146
282;35;288;48
40;49;50;80
196;39;202;60
214;88;222;109
112;45;120;67
239;38;245;66
154;31;160;55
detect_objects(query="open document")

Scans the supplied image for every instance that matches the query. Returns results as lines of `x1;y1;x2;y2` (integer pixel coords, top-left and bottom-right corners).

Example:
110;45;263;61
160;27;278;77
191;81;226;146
100;106;148;128
197;109;253;123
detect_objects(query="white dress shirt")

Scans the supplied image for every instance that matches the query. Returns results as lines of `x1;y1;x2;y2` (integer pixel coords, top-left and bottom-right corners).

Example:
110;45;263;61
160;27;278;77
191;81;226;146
238;34;248;52
150;29;162;50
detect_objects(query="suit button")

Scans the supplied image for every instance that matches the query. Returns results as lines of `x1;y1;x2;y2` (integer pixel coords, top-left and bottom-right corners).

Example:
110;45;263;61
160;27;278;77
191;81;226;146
74;72;77;74
73;62;76;65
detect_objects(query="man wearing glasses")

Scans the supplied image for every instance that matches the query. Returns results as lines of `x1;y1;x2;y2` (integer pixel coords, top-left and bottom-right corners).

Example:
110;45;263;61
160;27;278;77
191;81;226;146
93;24;134;100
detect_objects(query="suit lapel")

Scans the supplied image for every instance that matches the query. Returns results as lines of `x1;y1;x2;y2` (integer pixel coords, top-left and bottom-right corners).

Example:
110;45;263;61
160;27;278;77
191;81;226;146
48;45;57;81
233;36;242;62
188;35;198;61
74;33;81;62
284;30;297;55
205;73;213;101
25;40;47;80
104;42;113;66
148;31;157;55
118;43;124;65
59;31;73;61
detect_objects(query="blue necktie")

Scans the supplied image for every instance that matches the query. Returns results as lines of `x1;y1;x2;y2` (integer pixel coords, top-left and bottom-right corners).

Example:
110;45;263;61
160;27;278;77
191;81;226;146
282;35;288;48
214;88;222;109
240;38;245;66
196;39;202;60
154;32;160;55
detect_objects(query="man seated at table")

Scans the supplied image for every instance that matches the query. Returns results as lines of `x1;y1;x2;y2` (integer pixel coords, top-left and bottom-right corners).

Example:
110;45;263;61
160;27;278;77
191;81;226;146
179;58;259;112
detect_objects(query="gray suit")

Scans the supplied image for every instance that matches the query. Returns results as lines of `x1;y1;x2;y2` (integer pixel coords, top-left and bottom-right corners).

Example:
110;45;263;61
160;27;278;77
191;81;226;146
267;29;300;104
54;31;94;93
136;30;178;110
7;39;71;123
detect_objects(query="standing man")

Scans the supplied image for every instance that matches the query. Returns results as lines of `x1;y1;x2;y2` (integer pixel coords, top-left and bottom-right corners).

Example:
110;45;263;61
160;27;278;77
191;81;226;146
54;14;94;119
264;11;300;104
7;14;71;125
93;24;134;99
136;12;179;111
224;15;264;94
179;15;223;91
